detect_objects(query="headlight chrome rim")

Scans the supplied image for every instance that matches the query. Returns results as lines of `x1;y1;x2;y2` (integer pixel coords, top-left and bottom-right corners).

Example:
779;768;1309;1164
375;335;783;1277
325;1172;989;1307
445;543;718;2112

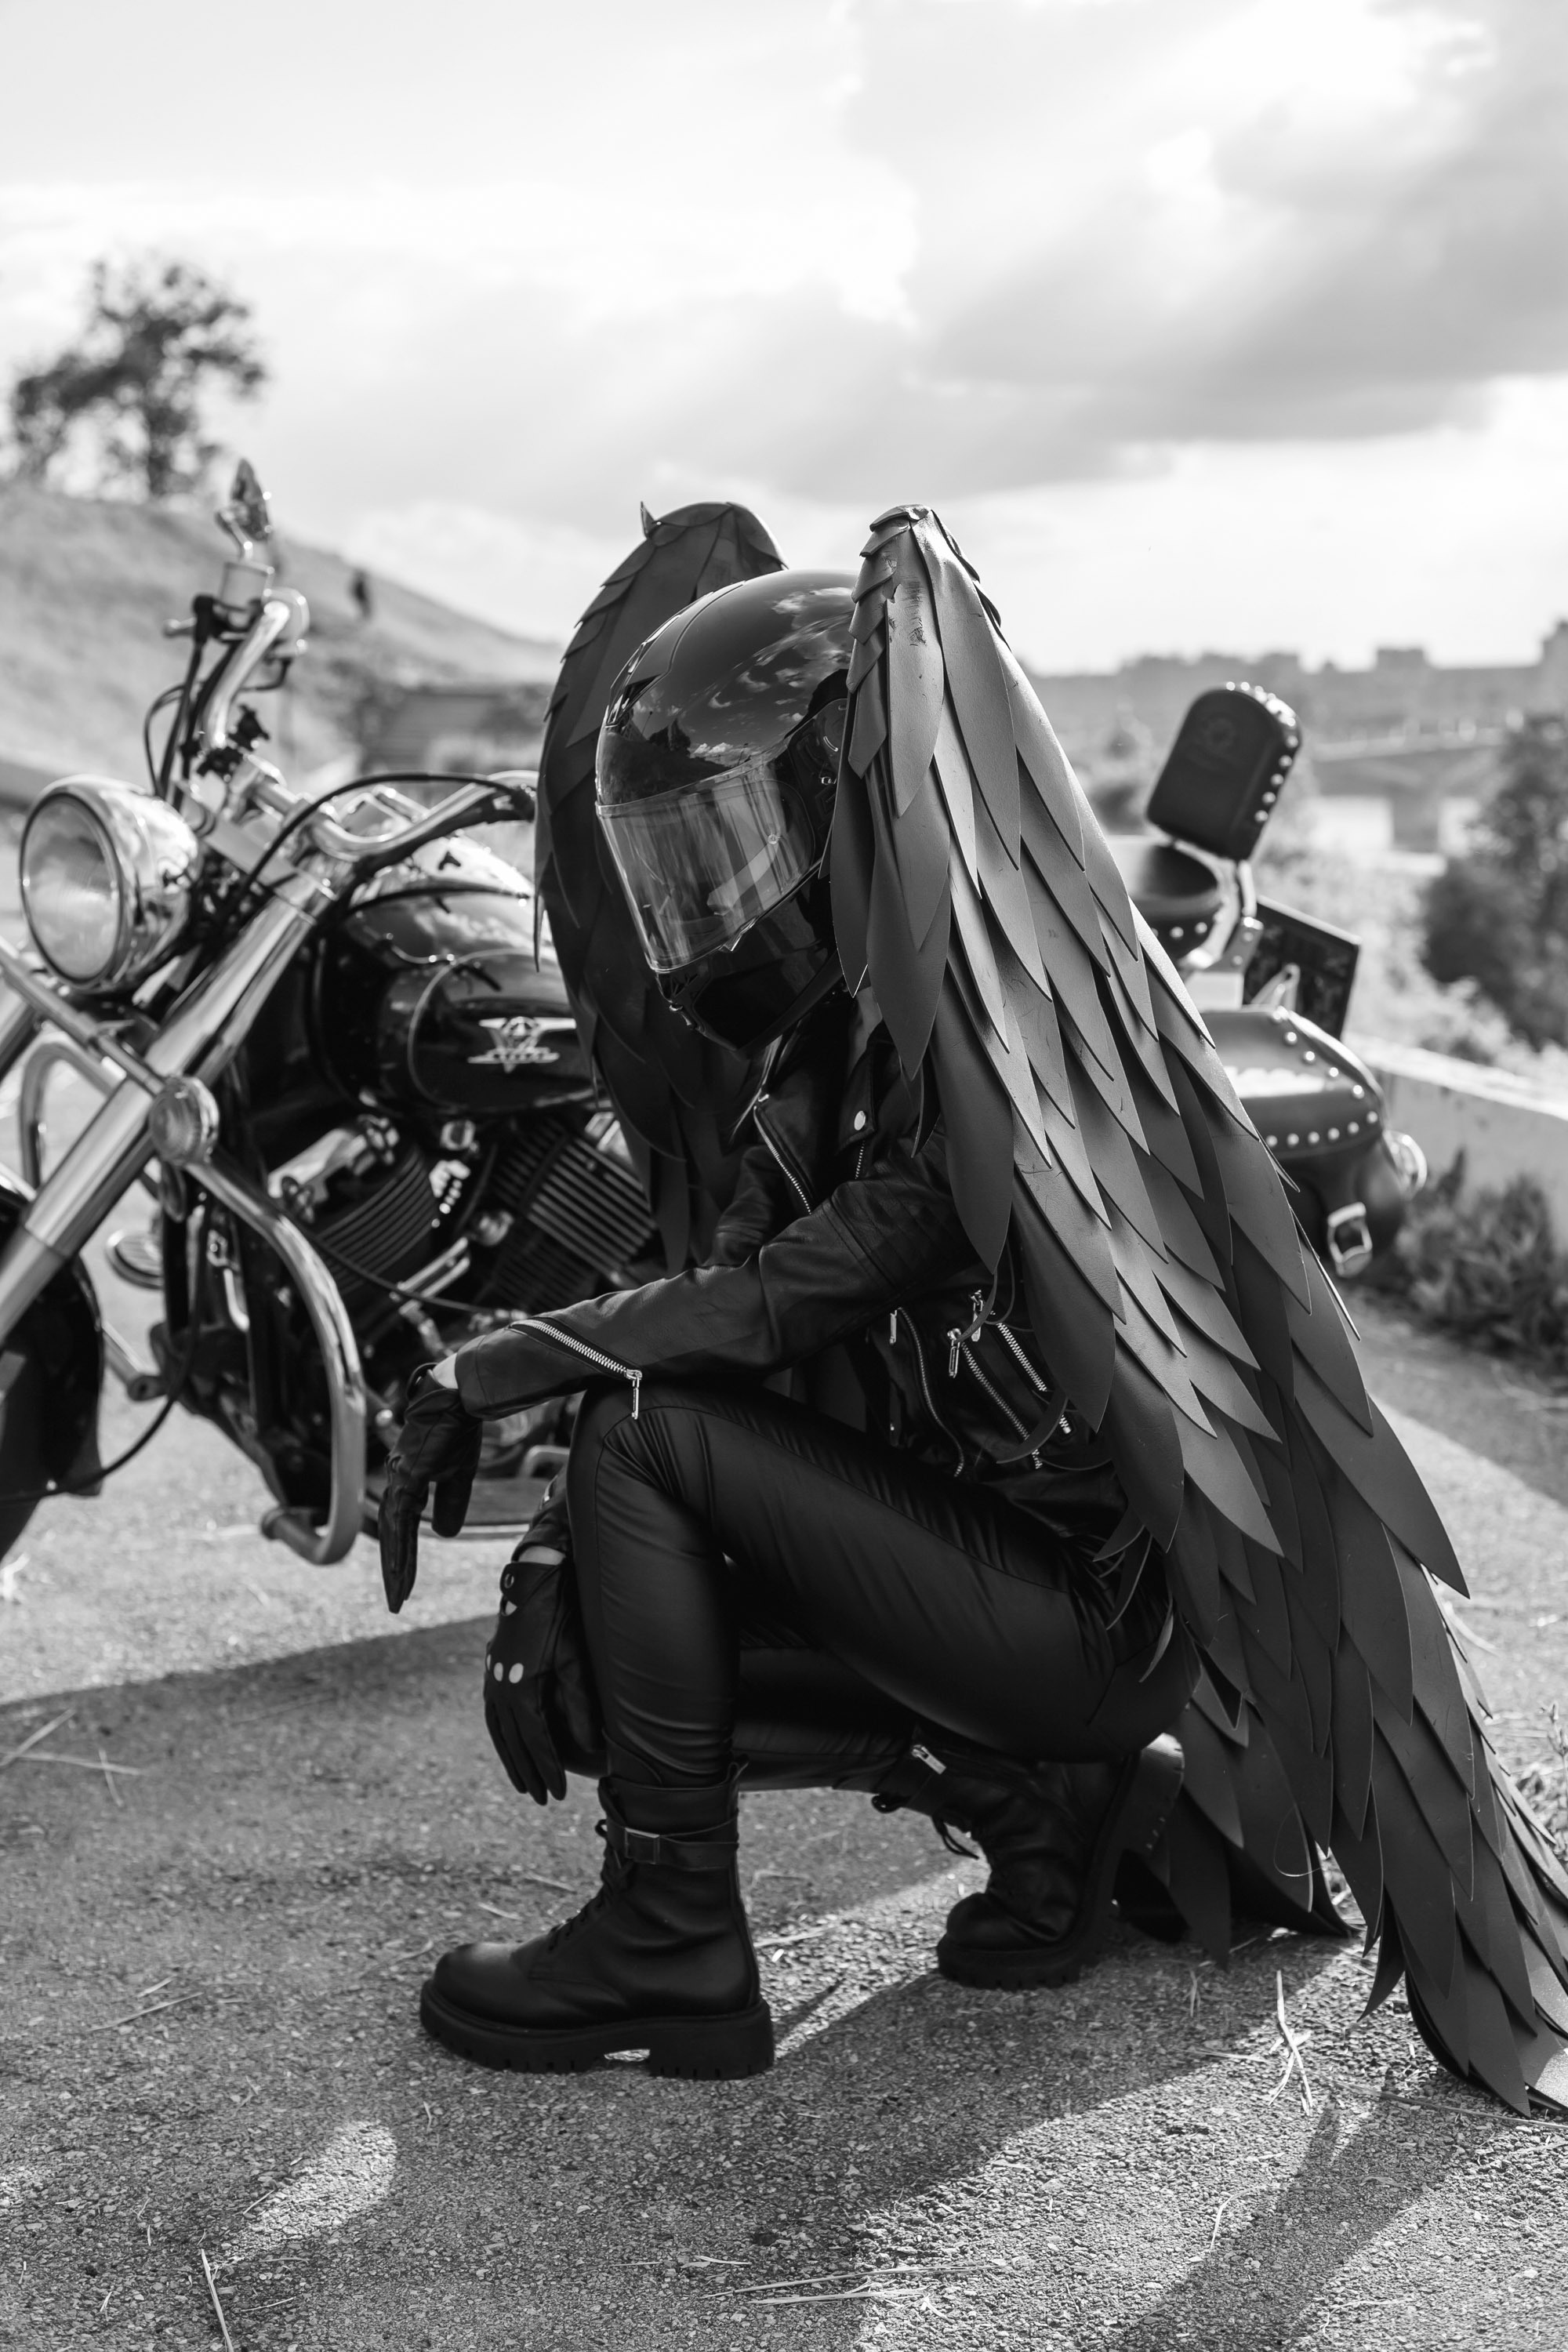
20;778;200;994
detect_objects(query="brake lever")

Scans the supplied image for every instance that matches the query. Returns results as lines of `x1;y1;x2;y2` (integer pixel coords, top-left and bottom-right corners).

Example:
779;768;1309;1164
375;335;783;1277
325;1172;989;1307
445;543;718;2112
339;775;537;878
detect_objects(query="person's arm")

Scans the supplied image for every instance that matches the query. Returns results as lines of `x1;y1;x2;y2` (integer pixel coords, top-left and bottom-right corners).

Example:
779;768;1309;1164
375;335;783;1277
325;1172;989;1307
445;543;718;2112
425;1138;794;1404
441;1123;971;1417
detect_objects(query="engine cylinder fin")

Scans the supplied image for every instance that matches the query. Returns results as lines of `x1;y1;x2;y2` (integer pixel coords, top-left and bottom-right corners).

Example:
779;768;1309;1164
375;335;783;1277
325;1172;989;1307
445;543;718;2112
310;1148;438;1297
528;1145;653;1273
478;1120;655;1312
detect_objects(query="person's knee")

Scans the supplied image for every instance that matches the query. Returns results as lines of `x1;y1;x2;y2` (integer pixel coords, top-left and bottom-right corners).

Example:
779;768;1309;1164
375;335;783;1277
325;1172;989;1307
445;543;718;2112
566;1379;711;1543
571;1377;638;1461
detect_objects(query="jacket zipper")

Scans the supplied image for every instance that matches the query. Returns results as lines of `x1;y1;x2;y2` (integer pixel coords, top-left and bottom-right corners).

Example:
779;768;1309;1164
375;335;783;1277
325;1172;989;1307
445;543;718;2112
946;1289;989;1378
994;1319;1048;1390
754;1100;813;1217
953;1307;1069;1463
941;1285;1033;1443
955;1338;1033;1442
901;1318;964;1475
993;1319;1072;1459
508;1316;642;1417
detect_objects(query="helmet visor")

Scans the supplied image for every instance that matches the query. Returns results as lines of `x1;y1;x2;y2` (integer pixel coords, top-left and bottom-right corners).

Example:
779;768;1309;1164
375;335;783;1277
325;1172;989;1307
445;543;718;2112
597;757;818;975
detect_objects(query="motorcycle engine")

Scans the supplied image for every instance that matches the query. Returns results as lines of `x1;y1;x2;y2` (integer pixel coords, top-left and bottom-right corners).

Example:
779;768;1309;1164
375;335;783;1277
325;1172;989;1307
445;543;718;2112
265;1107;655;1323
269;1116;448;1306
474;1112;656;1312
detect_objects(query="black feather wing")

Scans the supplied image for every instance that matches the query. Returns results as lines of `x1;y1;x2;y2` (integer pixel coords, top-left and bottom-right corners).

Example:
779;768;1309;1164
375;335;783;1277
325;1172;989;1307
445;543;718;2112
535;502;785;1265
837;503;1568;2112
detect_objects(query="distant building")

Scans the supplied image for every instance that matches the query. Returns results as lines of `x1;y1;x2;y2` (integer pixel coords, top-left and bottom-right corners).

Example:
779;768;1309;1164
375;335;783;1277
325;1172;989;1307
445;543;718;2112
365;679;552;786
1030;624;1568;856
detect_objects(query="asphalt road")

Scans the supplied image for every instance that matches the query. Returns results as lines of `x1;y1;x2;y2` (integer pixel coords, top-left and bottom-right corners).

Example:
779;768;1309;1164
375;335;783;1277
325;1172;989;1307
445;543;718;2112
3;1271;1568;2352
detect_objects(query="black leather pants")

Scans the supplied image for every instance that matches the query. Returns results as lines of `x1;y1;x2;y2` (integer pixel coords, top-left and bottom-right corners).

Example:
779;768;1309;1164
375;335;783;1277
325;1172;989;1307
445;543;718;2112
565;1381;1195;1788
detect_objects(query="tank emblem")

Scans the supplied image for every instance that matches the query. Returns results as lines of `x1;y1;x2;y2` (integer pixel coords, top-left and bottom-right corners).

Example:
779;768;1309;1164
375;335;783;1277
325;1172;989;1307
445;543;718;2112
467;1016;577;1072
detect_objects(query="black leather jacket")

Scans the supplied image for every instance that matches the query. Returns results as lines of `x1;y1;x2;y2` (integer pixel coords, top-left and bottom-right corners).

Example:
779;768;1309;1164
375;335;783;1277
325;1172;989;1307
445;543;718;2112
456;996;1131;1556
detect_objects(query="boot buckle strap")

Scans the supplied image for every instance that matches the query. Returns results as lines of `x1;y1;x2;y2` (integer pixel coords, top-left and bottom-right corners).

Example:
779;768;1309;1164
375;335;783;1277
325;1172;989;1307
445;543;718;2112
604;1816;738;1870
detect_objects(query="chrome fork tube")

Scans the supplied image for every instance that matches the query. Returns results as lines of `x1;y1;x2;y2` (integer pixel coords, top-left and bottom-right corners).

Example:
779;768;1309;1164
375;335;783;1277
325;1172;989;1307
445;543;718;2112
0;889;317;1344
0;990;42;1094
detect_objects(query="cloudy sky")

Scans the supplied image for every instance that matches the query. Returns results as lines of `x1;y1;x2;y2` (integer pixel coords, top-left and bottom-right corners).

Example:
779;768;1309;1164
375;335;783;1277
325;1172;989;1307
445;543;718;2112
3;0;1566;670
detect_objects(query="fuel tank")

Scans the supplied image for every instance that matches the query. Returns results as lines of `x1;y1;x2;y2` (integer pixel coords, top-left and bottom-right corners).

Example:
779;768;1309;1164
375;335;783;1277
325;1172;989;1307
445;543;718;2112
309;848;595;1118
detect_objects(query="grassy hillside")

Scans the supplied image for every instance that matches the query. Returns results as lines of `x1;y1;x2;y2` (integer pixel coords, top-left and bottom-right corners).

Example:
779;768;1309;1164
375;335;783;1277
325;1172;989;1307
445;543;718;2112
0;484;557;786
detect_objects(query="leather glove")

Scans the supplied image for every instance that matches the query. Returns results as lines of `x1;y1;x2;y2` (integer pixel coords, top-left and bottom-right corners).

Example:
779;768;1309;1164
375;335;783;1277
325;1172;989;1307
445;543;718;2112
377;1365;483;1614
483;1479;606;1802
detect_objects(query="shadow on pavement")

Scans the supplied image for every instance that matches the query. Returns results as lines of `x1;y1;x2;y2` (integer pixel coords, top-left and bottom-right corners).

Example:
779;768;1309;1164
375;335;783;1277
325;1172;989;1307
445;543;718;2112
0;1620;1507;2352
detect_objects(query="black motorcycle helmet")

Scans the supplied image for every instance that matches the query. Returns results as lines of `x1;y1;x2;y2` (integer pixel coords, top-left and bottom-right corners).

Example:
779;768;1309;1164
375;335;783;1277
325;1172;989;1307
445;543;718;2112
594;569;854;1053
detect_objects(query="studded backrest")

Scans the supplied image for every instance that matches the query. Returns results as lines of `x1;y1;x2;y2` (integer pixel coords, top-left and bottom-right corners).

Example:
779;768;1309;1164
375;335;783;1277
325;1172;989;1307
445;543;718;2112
1146;684;1301;865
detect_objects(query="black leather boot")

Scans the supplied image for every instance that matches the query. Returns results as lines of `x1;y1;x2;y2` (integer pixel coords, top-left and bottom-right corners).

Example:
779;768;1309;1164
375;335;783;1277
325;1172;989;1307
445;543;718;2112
873;1736;1185;1988
419;1777;773;2077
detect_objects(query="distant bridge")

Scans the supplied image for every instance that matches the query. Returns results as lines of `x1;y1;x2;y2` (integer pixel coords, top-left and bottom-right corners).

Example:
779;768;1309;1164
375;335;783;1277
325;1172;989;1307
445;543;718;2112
1312;730;1504;800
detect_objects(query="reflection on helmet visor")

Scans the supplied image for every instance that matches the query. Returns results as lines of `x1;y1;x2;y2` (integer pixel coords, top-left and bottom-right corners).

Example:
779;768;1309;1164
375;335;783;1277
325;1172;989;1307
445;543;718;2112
598;759;818;973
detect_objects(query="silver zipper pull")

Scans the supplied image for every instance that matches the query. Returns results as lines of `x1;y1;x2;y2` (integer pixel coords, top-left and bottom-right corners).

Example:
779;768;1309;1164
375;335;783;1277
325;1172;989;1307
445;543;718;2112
947;1330;961;1377
888;1309;898;1345
968;1288;986;1341
630;1369;642;1421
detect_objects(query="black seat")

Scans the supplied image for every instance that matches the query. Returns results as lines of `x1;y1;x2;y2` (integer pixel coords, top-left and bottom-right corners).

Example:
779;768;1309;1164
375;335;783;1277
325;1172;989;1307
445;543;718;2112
1106;836;1225;950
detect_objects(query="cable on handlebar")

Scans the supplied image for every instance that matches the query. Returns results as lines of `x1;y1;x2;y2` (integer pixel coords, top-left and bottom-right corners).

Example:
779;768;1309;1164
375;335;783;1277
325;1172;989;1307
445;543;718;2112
205;771;525;957
142;685;183;793
157;625;213;800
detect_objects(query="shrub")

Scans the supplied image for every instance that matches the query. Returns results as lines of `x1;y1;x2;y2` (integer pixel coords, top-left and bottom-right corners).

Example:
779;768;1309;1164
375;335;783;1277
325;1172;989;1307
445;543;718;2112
1515;1704;1568;1855
1421;717;1568;1051
1370;1154;1568;1378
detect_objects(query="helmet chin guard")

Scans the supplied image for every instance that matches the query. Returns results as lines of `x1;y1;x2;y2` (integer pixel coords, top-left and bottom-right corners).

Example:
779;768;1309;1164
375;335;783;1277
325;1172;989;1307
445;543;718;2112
659;888;844;1054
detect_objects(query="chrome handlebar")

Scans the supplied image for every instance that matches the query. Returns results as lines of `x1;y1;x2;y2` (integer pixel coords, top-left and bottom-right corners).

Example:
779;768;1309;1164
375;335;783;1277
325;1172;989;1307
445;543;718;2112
200;589;310;760
304;775;536;870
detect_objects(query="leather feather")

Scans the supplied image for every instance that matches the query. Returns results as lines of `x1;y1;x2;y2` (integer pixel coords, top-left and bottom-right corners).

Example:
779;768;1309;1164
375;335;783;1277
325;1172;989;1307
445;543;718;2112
834;501;1568;2112
535;501;784;1265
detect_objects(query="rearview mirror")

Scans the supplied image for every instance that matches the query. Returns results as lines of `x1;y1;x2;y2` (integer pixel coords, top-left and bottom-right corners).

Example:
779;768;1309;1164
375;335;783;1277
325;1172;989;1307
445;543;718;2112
217;458;274;559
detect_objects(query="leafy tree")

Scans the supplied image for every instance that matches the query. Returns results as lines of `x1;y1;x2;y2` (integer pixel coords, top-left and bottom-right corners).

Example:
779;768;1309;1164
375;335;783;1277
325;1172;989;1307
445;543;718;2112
1421;715;1568;1050
7;258;267;501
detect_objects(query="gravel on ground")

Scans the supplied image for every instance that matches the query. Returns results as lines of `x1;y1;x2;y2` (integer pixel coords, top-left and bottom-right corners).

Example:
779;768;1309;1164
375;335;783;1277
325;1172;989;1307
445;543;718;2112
2;1300;1566;2351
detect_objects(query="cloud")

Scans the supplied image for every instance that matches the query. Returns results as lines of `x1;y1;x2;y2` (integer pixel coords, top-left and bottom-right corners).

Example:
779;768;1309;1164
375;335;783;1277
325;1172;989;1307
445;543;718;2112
6;0;1563;515
776;0;1568;490
4;0;1566;664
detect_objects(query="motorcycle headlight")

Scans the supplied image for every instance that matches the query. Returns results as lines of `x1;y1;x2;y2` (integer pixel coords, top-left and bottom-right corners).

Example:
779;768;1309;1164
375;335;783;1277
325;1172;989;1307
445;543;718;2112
20;779;200;993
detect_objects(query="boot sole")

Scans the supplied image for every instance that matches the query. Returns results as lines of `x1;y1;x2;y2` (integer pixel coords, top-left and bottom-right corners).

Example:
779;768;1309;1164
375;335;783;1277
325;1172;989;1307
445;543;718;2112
419;1980;775;2078
935;1736;1185;1991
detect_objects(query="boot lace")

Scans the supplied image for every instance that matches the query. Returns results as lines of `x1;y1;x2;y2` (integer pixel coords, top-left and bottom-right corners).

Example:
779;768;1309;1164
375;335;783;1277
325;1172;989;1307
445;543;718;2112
533;1820;626;1957
930;1812;979;1861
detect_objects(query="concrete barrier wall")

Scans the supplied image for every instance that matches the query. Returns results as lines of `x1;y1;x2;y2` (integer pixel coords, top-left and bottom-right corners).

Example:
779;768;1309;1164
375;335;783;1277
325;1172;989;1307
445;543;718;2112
1360;1037;1568;1229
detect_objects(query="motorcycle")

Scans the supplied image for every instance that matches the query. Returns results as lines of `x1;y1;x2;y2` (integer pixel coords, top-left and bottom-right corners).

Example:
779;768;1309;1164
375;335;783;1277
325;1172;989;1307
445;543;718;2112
0;463;658;1566
1107;682;1426;1277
